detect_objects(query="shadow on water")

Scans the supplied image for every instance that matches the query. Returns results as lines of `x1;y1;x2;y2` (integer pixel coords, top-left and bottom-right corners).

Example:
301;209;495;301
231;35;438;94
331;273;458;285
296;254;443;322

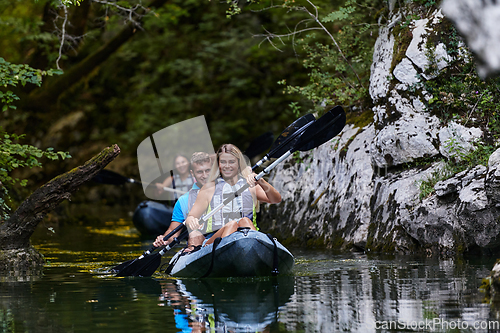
2;218;500;332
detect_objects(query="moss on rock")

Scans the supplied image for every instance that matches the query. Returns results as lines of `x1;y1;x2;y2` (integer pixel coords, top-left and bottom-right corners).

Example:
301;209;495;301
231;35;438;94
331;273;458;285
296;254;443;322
0;246;45;274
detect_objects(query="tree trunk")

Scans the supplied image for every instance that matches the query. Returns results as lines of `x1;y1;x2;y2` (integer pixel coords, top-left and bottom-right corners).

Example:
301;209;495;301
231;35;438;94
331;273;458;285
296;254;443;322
0;144;120;254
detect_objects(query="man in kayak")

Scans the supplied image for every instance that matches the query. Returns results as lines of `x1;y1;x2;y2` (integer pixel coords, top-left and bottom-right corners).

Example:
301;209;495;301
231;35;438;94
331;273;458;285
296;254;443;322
153;152;212;248
185;143;281;247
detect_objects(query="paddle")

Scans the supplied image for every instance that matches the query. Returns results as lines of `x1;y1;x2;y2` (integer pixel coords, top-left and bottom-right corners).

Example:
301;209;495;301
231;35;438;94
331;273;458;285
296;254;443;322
92;169;187;195
244;131;274;159
251;113;316;171
111;222;187;274
118;106;346;277
110;114;318;275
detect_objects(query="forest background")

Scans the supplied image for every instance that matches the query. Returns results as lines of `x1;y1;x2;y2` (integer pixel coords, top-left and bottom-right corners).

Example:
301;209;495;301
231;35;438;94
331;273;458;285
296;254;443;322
0;0;456;222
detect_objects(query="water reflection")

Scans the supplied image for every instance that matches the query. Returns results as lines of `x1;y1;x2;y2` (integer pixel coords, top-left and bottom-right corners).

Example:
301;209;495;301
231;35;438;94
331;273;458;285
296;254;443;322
159;277;294;332
1;221;500;332
284;252;496;332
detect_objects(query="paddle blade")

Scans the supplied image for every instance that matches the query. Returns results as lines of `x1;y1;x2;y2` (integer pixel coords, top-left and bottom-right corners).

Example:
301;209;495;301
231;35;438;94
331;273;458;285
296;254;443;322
244;131;274;159
110;258;138;273
132;254;163;277
92;169;129;185
115;254;162;277
268;113;316;158
294;106;346;152
118;254;162;277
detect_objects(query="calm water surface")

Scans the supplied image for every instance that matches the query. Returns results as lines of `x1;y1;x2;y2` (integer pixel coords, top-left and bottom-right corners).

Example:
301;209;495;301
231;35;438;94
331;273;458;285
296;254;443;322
1;219;500;333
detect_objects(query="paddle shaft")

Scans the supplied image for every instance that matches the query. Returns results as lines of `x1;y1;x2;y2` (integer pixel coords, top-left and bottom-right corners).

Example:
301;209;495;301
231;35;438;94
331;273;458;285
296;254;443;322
140;222;187;256
192;109;344;232
158;229;189;255
143;107;345;253
114;106;346;276
127;178;187;195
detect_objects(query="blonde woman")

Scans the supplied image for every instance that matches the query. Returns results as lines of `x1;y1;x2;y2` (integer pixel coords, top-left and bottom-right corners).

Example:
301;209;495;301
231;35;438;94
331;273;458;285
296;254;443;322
185;144;281;248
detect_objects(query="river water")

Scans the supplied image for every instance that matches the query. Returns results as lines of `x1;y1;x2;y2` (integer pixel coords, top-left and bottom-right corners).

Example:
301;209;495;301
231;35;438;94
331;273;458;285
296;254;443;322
1;218;500;333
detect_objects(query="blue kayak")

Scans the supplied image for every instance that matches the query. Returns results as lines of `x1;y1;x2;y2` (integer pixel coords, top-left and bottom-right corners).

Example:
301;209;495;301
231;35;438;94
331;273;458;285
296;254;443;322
132;200;173;237
167;229;294;278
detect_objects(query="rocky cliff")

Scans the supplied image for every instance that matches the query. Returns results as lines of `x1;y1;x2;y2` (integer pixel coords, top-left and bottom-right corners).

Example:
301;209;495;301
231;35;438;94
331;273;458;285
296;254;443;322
260;4;500;256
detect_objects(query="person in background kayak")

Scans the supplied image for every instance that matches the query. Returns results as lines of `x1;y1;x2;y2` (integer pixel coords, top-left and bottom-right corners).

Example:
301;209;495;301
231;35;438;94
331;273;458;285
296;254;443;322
153;152;212;248
185;143;281;248
155;154;195;199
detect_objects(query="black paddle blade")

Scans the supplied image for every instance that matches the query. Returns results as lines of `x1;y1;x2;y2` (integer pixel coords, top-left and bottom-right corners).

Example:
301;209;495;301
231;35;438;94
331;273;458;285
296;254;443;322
115;253;162;277
269;113;316;158
244;131;274;159
92;169;129;185
294;106;346;152
110;258;138;273
132;254;163;277
115;253;163;277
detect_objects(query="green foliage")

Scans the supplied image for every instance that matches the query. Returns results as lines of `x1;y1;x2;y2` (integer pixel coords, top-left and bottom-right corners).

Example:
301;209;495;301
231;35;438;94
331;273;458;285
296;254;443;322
322;3;356;22
228;0;384;115
0;130;72;220
417;140;496;200
412;0;438;8
0;57;68;220
272;0;380;113
410;21;500;141
73;0;309;150
417;164;449;200
0;57;62;111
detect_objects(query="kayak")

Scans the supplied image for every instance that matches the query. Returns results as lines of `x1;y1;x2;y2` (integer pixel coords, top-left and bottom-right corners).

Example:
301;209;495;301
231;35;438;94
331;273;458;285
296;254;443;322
167;229;294;278
132;200;173;237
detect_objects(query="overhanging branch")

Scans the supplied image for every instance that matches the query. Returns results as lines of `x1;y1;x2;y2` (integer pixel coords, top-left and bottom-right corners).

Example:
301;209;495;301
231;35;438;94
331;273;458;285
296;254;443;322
24;0;170;111
0;144;120;250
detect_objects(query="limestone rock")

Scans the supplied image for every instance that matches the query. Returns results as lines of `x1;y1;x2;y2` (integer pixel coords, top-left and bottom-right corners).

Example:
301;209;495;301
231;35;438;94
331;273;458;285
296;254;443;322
393;57;419;85
442;0;500;78
260;4;500;256
406;10;452;79
486;148;500;206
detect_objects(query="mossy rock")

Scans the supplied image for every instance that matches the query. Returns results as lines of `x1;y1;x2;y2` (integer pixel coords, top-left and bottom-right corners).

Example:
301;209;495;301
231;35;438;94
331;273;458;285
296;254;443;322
0;247;45;274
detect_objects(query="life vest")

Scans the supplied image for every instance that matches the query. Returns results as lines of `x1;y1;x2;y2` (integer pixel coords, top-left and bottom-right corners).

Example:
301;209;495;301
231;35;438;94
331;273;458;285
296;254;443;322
202;177;257;233
187;187;200;214
172;174;195;200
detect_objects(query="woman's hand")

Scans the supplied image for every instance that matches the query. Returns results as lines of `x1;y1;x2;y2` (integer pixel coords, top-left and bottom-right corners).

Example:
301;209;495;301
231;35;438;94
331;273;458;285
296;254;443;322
247;171;282;204
246;172;260;188
185;216;201;232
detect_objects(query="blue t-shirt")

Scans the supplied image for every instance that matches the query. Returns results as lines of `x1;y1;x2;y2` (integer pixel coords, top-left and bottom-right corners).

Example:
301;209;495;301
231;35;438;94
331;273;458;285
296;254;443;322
171;183;201;223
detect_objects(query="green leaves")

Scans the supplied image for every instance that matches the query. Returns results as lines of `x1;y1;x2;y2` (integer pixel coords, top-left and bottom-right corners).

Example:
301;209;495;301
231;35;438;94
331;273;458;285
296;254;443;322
0;126;72;219
0;57;63;112
321;3;356;23
0;55;67;219
244;0;382;113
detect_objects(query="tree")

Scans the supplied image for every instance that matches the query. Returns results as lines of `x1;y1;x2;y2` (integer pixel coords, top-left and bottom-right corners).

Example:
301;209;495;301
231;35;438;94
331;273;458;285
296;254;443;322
0;57;70;220
1;0;385;212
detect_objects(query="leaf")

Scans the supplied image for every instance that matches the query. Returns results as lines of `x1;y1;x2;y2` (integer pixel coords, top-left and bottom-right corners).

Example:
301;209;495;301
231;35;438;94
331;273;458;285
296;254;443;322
321;6;356;23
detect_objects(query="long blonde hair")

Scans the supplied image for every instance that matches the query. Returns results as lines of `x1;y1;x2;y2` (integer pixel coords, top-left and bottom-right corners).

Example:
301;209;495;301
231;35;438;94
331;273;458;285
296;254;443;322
208;144;251;182
208;143;259;211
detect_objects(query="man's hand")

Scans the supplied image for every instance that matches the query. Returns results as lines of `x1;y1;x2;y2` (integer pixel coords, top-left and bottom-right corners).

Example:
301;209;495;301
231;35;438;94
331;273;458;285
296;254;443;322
185;216;201;232
153;234;168;247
